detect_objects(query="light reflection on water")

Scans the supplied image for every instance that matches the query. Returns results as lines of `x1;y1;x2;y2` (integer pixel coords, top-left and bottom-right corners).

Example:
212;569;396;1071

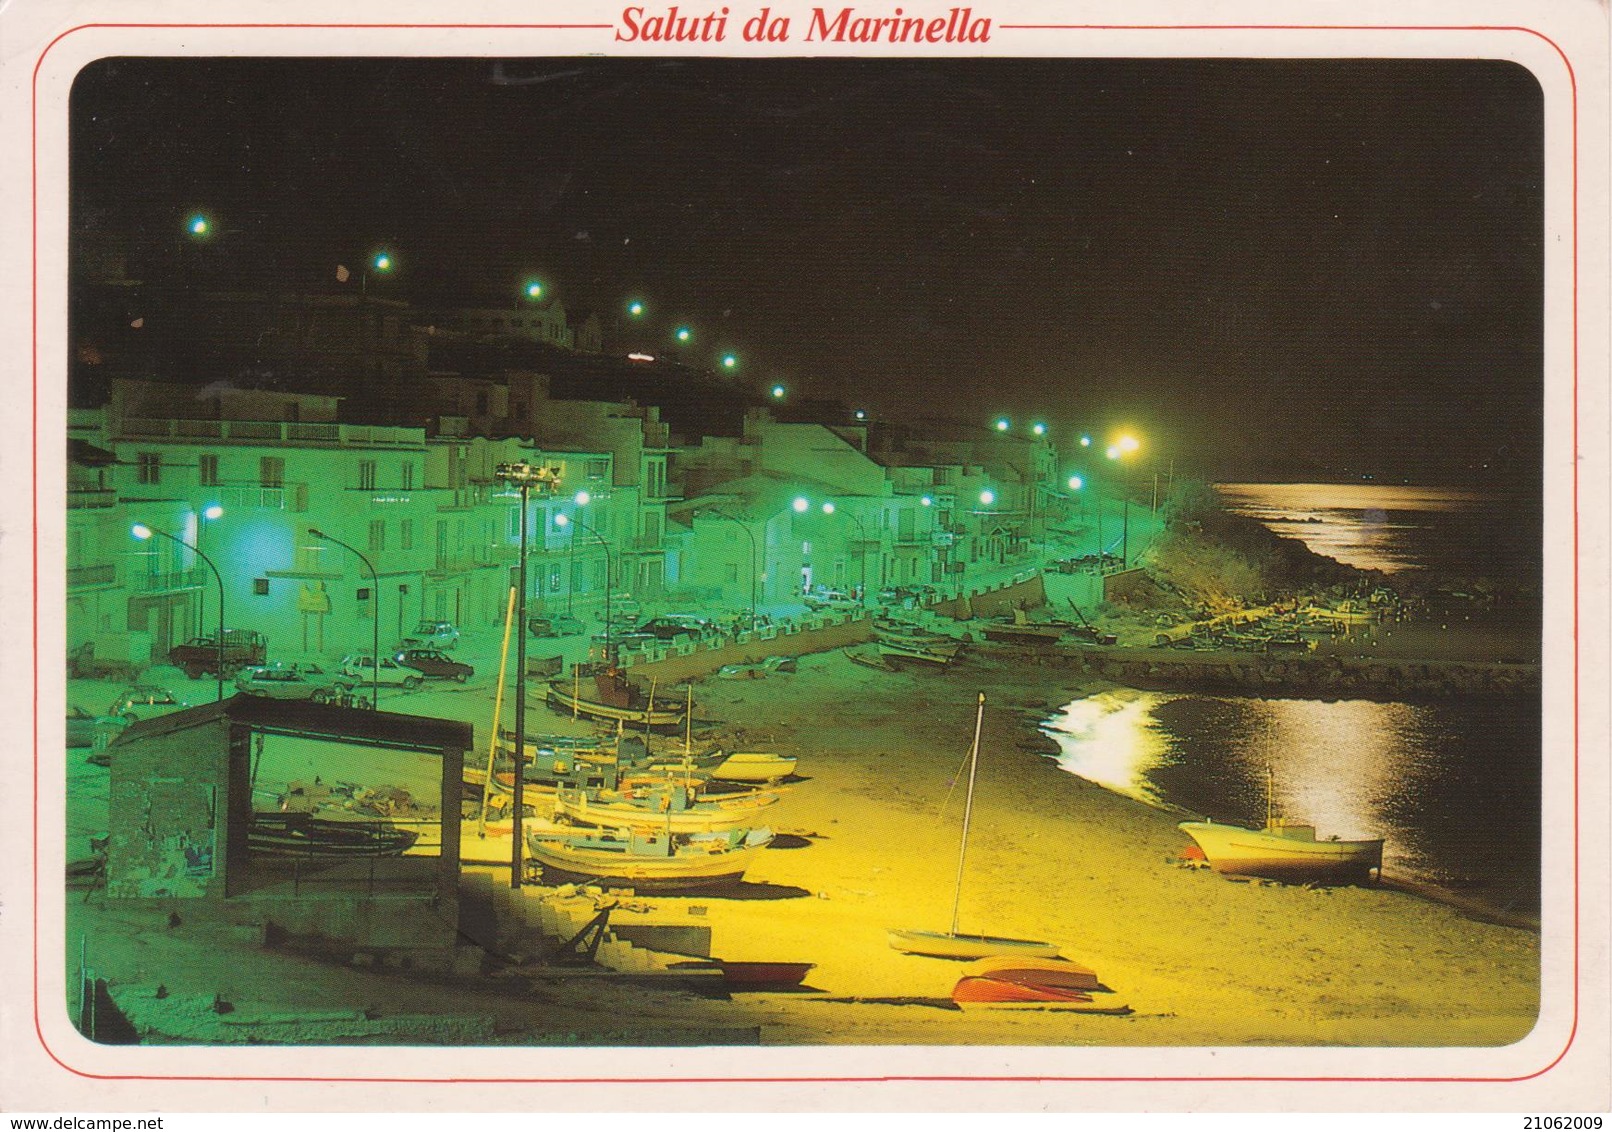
1215;482;1488;574
1041;691;1540;914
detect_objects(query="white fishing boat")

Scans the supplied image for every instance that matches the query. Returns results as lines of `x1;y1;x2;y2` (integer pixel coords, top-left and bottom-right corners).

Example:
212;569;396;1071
888;692;1061;960
1178;766;1384;885
553;781;781;833
524;821;774;892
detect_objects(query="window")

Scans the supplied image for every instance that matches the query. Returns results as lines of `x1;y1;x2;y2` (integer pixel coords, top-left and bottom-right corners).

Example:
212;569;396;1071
586;458;609;481
368;519;386;554
400;519;414;551
260;457;284;489
198;454;219;487
136;452;161;485
400;462;414;491
253;578;270;596
725;563;740;583
644;460;666;498
548;565;562;592
358;460;377;491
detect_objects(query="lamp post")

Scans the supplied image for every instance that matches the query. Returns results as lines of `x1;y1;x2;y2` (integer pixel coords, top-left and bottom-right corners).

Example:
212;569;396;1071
496;461;562;890
820;501;872;603
196;504;224;640
556;514;613;659
704;507;758;628
1107;434;1141;569
308;528;379;709
133;523;225;703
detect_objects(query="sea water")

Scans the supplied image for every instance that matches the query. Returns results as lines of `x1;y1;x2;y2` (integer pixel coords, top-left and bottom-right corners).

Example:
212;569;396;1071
1041;482;1544;918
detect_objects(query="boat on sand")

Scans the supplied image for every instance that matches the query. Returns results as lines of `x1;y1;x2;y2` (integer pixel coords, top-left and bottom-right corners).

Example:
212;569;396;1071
889;692;1061;961
1178;765;1385;885
525;822;774;892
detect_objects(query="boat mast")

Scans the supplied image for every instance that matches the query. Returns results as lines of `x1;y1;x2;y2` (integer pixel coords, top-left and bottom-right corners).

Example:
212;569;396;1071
1266;763;1274;828
949;691;987;938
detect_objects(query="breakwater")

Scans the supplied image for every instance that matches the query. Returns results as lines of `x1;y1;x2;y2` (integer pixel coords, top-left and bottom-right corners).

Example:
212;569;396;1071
1008;643;1539;700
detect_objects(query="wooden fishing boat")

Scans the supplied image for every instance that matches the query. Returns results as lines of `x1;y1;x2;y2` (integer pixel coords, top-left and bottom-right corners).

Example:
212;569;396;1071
524;822;774;892
545;670;686;731
1177;818;1384;885
845;646;899;672
648;748;797;784
247;813;419;859
889;692;1061;961
716;961;814;988
553;782;781;833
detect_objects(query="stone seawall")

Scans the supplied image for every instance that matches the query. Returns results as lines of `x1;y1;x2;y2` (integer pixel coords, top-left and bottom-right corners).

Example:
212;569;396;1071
1008;644;1540;700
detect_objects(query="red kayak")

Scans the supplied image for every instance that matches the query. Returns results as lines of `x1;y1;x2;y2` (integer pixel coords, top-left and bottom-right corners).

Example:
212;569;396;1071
960;955;1101;992
952;976;1093;1004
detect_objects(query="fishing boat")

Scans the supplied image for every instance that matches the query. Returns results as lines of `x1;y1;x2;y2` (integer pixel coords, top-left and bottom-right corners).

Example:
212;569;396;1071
648;748;797;784
1178;766;1385;885
1177;818;1384;885
524;822;775;892
980;609;1069;646
878;637;963;667
247;813;419;859
888;692;1061;961
553;781;781;833
545;669;687;731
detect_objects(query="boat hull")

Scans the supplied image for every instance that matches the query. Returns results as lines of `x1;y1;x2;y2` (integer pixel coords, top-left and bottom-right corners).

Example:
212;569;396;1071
248;814;419;859
1178;820;1384;884
961;955;1100;992
544;681;685;731
952;975;1093;1004
554;789;779;833
525;828;773;892
887;928;1061;960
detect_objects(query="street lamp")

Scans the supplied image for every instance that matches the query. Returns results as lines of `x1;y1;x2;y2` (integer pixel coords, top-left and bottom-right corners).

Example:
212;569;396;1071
1106;435;1142;568
820;501;872;603
704;507;759;628
720;353;738;370
495;460;563;891
196;504;224;639
627;300;645;317
556;514;613;658
564;491;592;616
185;213;212;239
522;279;546;301
770;384;786;400
994;418;1010;432
308;528;380;710
133;522;225;703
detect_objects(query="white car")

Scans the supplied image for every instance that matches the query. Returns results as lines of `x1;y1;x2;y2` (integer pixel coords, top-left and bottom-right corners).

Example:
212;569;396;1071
337;654;424;689
400;620;460;651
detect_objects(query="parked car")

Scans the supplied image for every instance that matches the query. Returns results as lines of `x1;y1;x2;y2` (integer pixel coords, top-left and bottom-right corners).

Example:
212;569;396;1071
106;685;191;723
528;614;586;638
167;628;268;679
337;654;424;689
804;589;861;612
66;706;102;748
395;648;474;682
636;614;716;640
876;584;936;607
400;620;460;651
233;663;346;701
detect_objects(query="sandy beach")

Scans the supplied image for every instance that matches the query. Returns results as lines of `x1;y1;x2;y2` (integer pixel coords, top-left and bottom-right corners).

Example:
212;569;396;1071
66;641;1541;1049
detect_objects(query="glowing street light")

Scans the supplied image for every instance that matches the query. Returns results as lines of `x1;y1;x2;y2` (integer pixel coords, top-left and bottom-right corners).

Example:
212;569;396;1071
979;489;996;506
133;522;226;703
308;528;381;711
1118;434;1141;454
1032;422;1047;436
627;300;645;317
721;353;738;370
186;213;211;238
494;460;563;891
920;495;933;507
853;409;867;421
994;418;1011;432
675;326;692;343
371;252;394;274
1080;435;1092;448
770;384;786;399
792;496;810;513
1068;475;1084;491
574;490;591;507
523;280;546;301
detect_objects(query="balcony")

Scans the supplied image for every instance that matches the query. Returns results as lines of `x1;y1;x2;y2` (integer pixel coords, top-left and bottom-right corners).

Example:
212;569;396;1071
220;483;309;512
67;563;116;589
68;487;117;510
118;418;421;449
135;566;207;594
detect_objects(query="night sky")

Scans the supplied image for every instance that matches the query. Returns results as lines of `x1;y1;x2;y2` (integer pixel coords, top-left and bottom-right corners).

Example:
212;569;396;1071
70;56;1545;484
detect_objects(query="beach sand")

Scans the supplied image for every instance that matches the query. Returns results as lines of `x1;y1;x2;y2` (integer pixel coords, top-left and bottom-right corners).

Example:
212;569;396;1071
668;649;1541;1045
61;644;1541;1048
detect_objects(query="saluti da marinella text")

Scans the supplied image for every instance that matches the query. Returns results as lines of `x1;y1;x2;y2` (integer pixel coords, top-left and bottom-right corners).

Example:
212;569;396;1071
616;6;993;42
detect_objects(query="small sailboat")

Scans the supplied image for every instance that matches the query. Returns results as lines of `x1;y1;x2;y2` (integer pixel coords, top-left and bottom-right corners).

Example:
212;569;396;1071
1178;765;1385;885
888;692;1061;960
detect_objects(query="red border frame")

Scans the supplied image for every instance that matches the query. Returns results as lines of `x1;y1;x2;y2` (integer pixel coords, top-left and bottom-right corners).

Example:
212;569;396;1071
32;20;1580;1088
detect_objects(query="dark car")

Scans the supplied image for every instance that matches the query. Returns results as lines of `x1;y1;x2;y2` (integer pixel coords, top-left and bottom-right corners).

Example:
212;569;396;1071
67;706;102;748
528;614;586;638
636;615;715;640
395;648;474;682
